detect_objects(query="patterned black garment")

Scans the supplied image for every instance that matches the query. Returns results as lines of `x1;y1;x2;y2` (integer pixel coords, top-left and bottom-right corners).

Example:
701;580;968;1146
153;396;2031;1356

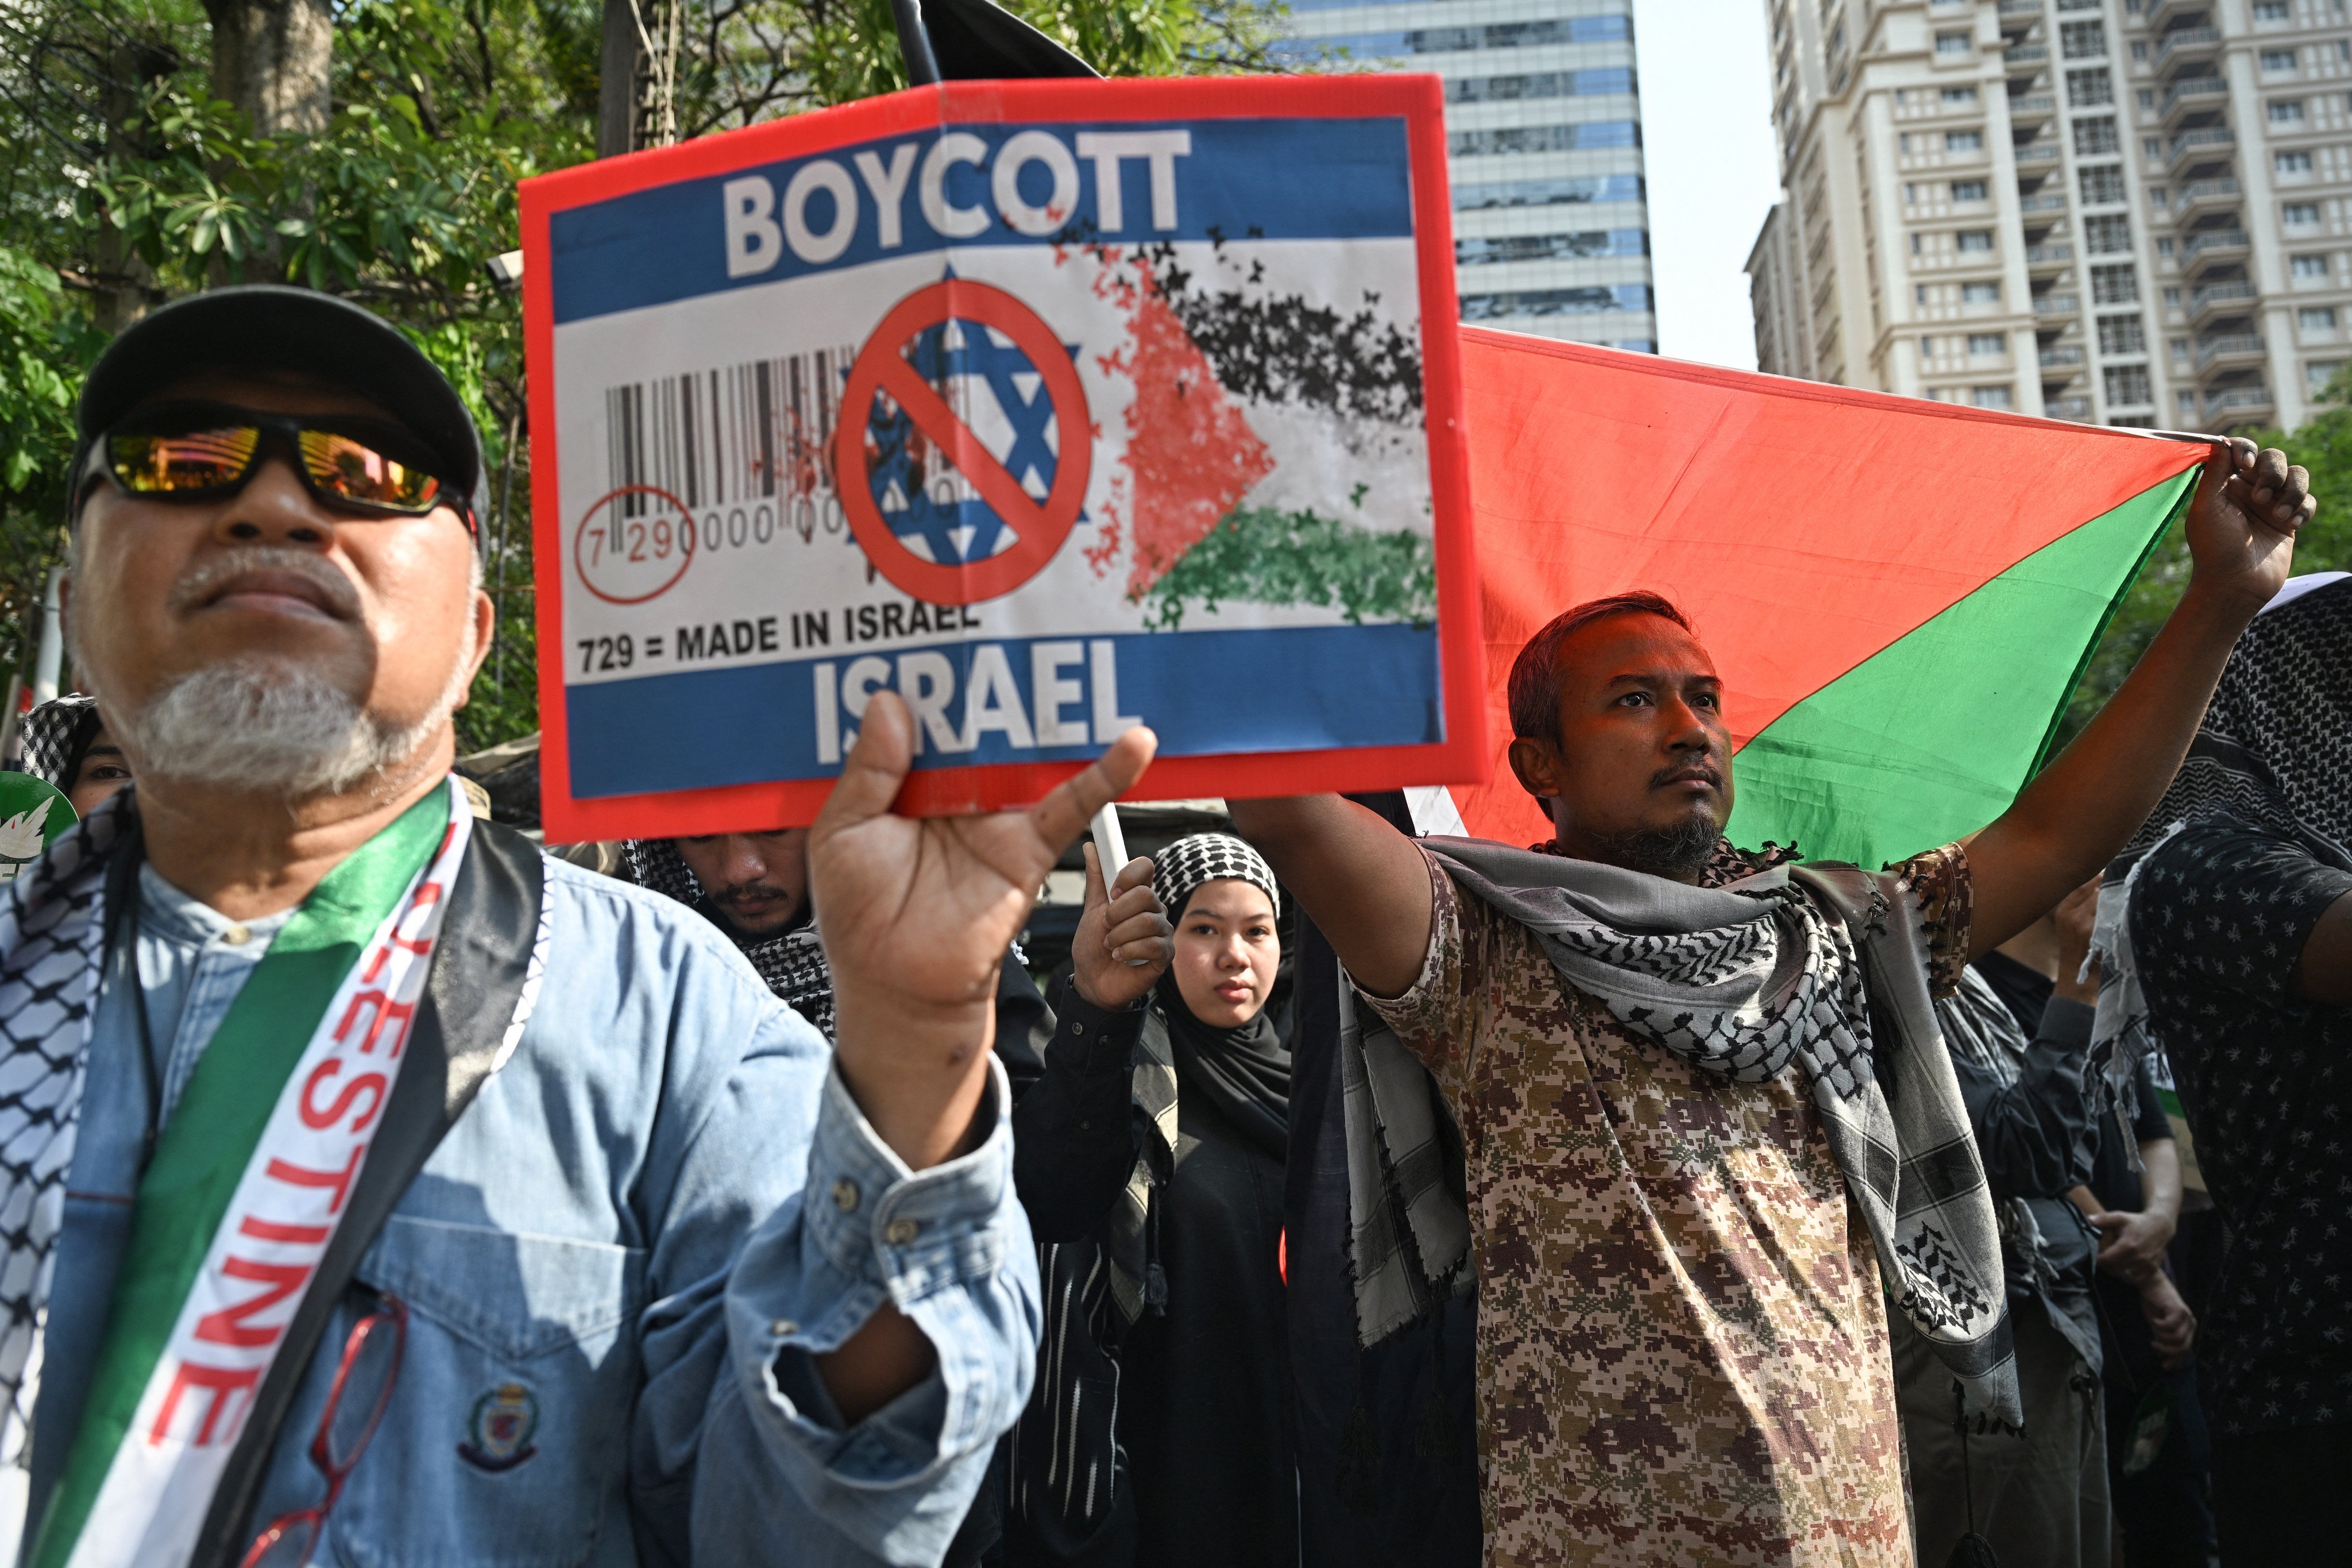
2131;820;2352;1438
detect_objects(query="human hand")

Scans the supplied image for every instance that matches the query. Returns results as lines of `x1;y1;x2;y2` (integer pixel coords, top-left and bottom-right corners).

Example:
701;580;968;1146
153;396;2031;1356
2139;1270;2197;1366
2052;874;2103;1003
2184;436;2314;615
2094;1206;2178;1283
1071;843;1172;1009
811;691;1157;1168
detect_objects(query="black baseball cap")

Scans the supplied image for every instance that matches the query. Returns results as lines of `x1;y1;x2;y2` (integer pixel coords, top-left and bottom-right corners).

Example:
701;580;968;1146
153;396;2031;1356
74;285;488;544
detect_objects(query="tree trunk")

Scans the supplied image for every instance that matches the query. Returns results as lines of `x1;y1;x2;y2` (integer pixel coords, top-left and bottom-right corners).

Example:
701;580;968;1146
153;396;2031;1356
597;0;679;159
202;0;331;136
93;42;175;331
596;0;639;158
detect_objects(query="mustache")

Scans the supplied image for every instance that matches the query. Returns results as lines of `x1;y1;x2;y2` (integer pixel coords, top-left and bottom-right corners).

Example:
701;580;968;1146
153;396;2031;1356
167;546;361;620
1651;758;1724;789
712;882;794;904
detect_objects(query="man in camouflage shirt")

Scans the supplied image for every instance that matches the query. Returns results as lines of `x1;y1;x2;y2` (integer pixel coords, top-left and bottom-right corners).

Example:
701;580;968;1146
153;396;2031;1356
1233;438;2313;1566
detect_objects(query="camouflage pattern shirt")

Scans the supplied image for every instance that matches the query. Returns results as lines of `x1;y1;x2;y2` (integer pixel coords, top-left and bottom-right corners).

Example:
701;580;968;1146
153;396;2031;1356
1361;843;1973;1567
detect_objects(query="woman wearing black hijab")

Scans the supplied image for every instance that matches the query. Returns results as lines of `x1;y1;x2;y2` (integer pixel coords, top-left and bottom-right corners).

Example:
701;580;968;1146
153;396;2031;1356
1006;832;1293;1568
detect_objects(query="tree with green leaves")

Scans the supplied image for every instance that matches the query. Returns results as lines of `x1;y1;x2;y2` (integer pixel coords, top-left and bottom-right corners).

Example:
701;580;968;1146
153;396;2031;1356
2057;385;2352;747
0;0;1275;752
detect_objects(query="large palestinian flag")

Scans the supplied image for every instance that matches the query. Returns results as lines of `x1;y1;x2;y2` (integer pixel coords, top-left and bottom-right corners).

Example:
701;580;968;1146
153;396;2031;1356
1431;329;2208;871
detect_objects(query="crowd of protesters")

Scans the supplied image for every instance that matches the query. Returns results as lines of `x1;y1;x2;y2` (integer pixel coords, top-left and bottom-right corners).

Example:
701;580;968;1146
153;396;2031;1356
0;280;2339;1568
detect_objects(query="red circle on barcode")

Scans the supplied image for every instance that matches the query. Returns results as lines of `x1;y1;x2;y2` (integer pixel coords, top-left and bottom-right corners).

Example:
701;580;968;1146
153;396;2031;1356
573;485;698;605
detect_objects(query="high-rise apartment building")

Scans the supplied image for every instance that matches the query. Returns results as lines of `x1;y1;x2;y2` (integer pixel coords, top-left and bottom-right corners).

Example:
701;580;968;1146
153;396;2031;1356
1749;0;2352;434
1276;0;1656;350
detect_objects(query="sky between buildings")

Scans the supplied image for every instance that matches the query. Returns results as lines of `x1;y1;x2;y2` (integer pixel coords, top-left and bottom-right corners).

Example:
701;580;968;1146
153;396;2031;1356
1631;0;1781;369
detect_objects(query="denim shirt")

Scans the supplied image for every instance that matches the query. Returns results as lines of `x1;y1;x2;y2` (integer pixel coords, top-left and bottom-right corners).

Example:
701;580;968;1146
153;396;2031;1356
26;851;1038;1568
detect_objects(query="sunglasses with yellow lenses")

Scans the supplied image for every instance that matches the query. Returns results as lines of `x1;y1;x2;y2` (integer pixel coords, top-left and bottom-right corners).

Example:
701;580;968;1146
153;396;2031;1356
91;403;468;528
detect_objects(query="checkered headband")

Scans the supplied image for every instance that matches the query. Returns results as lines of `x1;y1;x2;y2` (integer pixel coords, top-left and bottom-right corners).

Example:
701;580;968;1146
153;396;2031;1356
1152;832;1280;921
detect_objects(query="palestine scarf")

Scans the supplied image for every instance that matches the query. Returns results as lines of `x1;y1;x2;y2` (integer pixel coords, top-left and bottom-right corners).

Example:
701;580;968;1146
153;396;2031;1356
2090;571;2352;1158
1420;836;2019;1423
1338;835;1800;1344
1936;968;2067;1302
621;839;836;1038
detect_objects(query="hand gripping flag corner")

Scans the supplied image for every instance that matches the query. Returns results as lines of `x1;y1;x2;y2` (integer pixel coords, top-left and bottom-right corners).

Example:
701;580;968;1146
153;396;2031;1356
1440;330;2206;871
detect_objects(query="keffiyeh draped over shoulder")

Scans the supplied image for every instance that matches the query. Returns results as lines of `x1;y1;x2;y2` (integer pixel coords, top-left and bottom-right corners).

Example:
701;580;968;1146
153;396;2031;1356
1416;836;2021;1423
620;839;836;1037
2091;572;2352;1151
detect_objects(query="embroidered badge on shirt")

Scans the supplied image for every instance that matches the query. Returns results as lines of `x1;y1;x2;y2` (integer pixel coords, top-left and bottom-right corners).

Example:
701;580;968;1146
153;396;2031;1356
458;1381;540;1473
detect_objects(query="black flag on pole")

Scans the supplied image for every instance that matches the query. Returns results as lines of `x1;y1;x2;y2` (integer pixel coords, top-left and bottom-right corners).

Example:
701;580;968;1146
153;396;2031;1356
888;0;1099;83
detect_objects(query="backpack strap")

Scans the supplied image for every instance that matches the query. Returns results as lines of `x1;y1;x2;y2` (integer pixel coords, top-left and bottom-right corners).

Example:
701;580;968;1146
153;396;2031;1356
188;818;547;1567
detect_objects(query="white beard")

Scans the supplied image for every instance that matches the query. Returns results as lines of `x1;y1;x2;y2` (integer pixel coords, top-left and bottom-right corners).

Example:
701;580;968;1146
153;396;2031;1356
115;655;466;798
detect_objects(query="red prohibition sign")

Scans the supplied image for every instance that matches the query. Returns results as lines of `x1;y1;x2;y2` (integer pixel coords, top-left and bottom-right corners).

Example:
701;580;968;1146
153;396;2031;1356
834;279;1091;605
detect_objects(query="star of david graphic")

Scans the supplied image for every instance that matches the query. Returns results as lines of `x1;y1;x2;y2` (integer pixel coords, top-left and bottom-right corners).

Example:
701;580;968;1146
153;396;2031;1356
858;310;1083;570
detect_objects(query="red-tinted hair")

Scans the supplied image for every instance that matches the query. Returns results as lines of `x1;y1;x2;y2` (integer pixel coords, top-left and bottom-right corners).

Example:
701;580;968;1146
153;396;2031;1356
1506;591;1695;744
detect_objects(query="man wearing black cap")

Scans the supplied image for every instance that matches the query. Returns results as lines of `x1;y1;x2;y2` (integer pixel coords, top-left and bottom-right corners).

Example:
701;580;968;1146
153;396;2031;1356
0;284;1148;1568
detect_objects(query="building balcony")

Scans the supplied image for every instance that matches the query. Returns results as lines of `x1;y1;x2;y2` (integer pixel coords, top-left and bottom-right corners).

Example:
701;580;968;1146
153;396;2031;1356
1998;0;2041;15
2009;91;2057;128
2007;42;2049;65
2047;395;2093;419
2014;142;2063;168
2026;242;2075;274
2019;190;2069;214
2040;345;2086;370
2173;177;2242;217
2188;278;2260;326
2034;292;2081;317
2168;126;2236;174
2181;227;2251;277
2155;26;2222;71
2195;332;2266;368
2161;77;2232;126
2204;385;2274;425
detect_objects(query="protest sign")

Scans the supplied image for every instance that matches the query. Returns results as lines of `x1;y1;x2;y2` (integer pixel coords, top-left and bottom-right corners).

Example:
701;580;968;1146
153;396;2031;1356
519;75;1484;841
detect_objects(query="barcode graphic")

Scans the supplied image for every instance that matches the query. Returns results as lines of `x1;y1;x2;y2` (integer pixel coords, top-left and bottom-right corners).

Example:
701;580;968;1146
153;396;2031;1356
603;345;857;522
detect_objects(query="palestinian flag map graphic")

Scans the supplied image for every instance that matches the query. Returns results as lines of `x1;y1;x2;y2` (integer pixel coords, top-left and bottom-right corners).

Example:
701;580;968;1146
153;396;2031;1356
1439;329;2206;871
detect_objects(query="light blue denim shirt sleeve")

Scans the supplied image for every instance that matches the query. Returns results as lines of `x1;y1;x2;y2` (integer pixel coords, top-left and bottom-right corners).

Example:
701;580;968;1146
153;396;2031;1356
31;850;1037;1568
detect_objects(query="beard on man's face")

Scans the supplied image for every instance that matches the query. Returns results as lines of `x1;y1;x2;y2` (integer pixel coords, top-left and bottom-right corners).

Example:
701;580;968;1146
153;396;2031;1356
1586;810;1723;882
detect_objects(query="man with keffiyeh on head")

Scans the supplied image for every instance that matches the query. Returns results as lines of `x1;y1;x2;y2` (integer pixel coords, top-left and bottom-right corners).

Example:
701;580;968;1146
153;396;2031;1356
1233;434;2316;1566
0;284;1154;1568
2093;569;2352;1567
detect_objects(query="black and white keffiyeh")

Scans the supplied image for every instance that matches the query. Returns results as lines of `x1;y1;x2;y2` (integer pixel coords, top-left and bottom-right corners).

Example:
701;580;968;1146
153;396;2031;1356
1419;836;2020;1423
1150;832;1279;922
2091;572;2352;1159
621;839;836;1038
16;696;101;791
1936;968;2068;1300
0;794;129;1483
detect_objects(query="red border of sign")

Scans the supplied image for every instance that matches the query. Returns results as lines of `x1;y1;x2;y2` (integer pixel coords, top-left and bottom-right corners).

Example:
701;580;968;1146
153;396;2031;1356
521;74;1485;841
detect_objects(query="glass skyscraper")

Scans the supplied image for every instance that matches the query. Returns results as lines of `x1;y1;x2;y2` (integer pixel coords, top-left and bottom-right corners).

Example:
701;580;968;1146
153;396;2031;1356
1275;0;1656;350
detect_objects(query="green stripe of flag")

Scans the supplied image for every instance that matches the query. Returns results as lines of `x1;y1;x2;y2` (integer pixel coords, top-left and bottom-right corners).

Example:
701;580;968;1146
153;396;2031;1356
1724;468;2196;872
